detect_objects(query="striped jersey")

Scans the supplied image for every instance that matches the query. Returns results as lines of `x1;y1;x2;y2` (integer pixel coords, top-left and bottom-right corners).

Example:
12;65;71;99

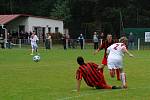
76;63;107;87
98;40;114;58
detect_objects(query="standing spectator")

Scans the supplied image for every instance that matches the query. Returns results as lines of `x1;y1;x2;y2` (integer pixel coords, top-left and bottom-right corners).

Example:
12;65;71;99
99;32;105;45
0;34;4;49
93;32;99;49
7;33;12;49
65;33;70;49
45;33;52;50
128;32;135;50
78;34;84;49
30;31;39;55
61;34;67;50
100;32;105;40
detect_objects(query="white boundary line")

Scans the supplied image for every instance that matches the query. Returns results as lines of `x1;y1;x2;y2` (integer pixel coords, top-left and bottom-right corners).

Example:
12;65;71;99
57;87;150;100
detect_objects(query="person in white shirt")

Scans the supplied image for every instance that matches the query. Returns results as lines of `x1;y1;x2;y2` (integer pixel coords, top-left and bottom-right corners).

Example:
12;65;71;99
93;32;99;49
30;31;39;55
107;36;134;88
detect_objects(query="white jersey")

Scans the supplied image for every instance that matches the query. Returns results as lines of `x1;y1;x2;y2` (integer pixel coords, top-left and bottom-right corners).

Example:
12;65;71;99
107;43;126;61
30;35;39;45
107;43;126;69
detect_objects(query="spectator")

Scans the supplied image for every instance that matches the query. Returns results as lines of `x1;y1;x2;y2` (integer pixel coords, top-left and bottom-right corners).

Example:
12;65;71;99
0;34;4;49
93;32;99;49
61;34;67;50
99;32;105;45
7;33;12;49
45;33;52;50
128;32;135;50
78;34;84;49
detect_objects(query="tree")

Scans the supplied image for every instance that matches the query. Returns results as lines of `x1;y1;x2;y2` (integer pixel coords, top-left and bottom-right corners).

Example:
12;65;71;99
50;0;72;28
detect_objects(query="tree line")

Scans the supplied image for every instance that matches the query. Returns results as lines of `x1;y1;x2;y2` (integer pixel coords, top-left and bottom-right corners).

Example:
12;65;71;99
0;0;150;38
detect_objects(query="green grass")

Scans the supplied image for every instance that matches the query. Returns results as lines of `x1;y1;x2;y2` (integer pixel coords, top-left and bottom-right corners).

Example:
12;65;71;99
0;48;150;100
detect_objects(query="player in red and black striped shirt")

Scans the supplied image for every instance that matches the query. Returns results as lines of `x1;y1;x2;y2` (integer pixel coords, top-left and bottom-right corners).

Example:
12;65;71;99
75;56;121;92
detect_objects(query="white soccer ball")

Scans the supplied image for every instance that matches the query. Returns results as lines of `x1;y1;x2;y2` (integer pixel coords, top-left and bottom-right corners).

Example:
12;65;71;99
33;55;40;62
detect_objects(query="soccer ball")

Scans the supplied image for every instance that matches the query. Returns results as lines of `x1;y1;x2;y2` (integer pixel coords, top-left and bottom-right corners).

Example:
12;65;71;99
33;55;40;62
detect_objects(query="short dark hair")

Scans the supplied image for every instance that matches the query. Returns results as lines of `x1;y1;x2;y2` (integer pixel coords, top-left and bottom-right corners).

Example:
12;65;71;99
77;56;85;65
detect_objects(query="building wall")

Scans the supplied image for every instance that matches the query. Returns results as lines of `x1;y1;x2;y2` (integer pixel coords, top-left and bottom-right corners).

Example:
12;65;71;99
6;17;28;33
28;17;64;33
6;16;64;34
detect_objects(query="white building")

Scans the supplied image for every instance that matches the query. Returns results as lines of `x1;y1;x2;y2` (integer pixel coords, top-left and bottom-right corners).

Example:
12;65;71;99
0;14;64;40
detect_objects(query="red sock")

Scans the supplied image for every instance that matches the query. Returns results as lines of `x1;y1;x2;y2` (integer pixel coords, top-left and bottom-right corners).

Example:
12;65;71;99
116;69;120;80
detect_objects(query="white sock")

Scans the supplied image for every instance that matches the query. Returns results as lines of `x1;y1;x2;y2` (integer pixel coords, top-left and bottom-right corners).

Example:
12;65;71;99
120;73;126;86
32;49;34;54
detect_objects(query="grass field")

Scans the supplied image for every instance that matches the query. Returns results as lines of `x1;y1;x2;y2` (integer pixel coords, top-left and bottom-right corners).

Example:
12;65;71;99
0;48;150;100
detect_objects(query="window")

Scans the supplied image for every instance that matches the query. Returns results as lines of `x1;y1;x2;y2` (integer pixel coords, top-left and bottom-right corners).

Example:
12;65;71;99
48;27;51;33
19;25;25;33
55;27;59;33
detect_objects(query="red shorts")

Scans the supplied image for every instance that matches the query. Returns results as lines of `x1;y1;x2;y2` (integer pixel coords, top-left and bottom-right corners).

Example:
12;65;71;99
101;57;107;65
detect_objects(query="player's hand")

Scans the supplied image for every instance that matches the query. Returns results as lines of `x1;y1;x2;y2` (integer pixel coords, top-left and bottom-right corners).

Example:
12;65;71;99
93;50;98;55
71;89;77;92
129;54;134;57
98;65;102;69
71;89;80;94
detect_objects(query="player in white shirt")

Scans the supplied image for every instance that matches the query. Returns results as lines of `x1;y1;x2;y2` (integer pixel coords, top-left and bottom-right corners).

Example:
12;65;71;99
30;31;39;55
107;37;134;88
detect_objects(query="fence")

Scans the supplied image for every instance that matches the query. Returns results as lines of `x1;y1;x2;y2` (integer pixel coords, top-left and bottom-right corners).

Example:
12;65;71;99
1;38;150;50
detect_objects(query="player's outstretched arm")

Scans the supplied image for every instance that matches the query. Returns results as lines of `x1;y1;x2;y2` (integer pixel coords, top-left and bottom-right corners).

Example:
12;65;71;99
76;80;81;92
122;47;134;57
72;79;81;93
93;49;99;55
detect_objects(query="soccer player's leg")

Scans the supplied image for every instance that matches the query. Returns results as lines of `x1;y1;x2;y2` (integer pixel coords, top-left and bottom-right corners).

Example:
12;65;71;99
101;57;107;73
96;82;112;89
107;61;115;78
120;72;127;88
30;45;34;55
96;82;121;89
96;71;122;89
35;45;38;53
35;44;39;55
116;68;121;80
118;62;127;88
109;69;115;78
112;86;122;89
119;66;127;88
